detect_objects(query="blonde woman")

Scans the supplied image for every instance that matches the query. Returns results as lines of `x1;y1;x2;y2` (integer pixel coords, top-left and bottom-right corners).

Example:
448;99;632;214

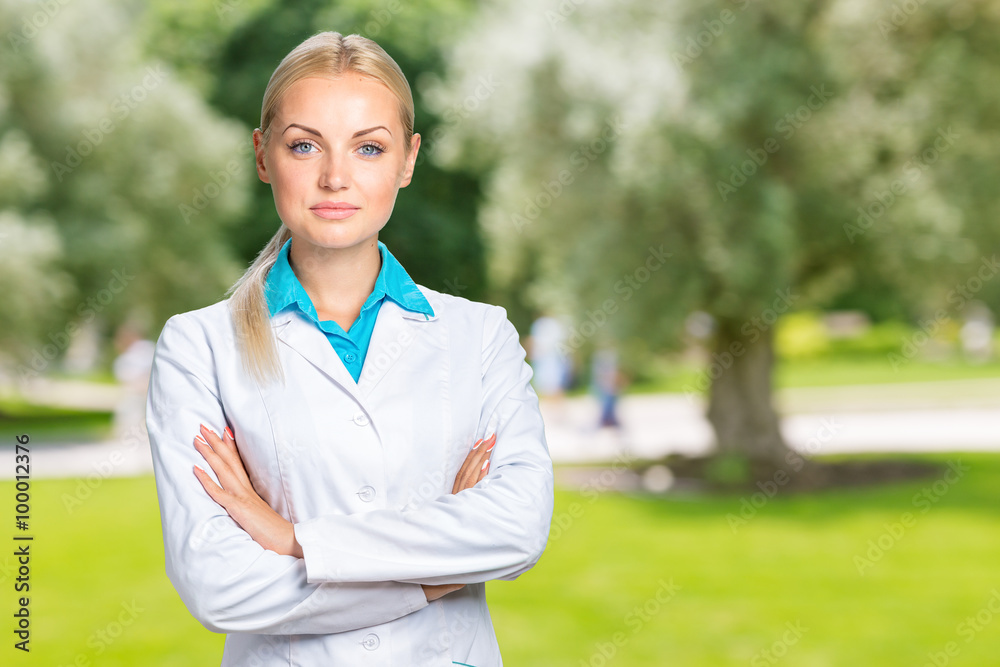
145;31;554;666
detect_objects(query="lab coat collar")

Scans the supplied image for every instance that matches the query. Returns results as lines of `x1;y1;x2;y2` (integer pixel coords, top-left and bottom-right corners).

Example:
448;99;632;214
269;294;438;405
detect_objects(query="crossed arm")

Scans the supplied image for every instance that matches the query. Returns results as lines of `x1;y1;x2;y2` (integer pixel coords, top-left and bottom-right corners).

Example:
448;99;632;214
191;421;497;601
145;307;554;635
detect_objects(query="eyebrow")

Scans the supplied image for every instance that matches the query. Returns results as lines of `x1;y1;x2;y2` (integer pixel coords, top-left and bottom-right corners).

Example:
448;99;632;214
282;123;392;138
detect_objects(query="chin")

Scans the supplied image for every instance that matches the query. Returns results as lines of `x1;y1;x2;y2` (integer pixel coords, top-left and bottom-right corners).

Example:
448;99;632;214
295;227;380;251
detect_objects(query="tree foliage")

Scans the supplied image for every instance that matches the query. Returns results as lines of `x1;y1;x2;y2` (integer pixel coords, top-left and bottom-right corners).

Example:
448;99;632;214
431;0;1000;461
0;0;250;374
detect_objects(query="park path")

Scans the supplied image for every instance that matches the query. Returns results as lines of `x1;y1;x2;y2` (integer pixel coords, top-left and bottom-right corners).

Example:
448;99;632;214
3;377;1000;480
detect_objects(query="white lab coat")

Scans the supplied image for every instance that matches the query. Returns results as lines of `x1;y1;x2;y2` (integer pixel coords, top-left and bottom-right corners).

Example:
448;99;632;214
144;286;554;666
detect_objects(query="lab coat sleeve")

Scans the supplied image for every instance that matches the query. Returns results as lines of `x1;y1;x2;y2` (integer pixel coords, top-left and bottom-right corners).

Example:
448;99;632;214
146;313;430;634
293;305;555;585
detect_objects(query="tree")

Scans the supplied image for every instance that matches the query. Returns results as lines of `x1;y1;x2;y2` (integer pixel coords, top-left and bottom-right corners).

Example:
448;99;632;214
0;0;251;378
429;0;1000;466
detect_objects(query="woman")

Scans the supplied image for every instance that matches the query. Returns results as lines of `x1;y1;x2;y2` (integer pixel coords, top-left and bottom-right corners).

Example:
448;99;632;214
145;31;554;666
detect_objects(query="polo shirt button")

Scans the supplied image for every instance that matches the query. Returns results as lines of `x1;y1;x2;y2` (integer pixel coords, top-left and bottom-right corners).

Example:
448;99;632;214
344;352;356;363
353;411;369;427
357;486;376;502
362;633;380;650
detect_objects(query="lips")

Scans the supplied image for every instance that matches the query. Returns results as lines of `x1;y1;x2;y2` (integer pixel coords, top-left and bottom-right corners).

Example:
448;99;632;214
310;201;359;220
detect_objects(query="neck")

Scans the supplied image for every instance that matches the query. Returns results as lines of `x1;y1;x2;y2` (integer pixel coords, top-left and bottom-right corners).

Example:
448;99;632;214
287;235;382;320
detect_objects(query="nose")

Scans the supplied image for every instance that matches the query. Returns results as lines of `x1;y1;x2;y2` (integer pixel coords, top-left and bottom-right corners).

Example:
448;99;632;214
319;153;350;191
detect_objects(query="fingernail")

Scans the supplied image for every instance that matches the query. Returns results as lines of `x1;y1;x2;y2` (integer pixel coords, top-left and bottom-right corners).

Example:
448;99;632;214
194;434;208;446
472;438;484;450
485;433;497;451
224;426;234;440
481;458;490;472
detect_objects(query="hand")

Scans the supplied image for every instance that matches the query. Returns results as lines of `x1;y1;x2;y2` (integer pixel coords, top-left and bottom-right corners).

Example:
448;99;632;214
452;432;497;494
422;432;497;601
192;423;303;558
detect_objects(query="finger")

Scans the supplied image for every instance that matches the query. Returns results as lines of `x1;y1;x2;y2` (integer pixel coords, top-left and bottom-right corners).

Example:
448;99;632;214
477;433;497;482
193;433;237;490
193;464;226;504
201;423;237;460
199;424;249;484
454;434;495;493
452;438;483;493
220;425;253;478
456;439;488;492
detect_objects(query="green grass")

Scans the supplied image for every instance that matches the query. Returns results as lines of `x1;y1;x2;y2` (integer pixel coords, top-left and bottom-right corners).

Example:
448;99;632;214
0;398;112;443
629;357;1000;395
4;453;1000;665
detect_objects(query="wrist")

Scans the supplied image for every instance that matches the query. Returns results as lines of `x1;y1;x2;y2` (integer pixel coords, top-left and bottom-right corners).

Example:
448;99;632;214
289;523;304;558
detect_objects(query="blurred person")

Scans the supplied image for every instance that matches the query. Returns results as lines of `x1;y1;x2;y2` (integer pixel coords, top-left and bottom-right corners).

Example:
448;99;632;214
960;302;994;363
527;312;572;399
111;320;154;444
144;31;553;666
590;345;623;429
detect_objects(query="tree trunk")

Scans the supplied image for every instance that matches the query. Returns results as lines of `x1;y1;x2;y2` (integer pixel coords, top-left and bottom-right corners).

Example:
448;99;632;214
706;319;793;466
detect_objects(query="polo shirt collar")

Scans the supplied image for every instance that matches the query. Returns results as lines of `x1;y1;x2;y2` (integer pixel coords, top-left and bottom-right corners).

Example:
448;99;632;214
264;237;434;321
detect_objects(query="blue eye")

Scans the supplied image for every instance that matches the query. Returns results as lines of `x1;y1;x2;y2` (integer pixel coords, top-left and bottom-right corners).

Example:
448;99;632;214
358;142;385;157
288;141;316;155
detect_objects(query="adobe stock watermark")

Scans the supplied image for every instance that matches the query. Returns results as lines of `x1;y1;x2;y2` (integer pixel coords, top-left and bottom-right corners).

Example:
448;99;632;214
876;0;930;39
671;0;754;69
717;85;833;201
61;423;149;514
416;74;500;168
419;607;477;660
16;267;137;382
854;459;968;575
50;599;145;666
4;0;74;56
726;417;845;533
682;288;799;401
510;115;626;233
922;589;1000;667
361;0;403;37
545;0;628;30
214;0;245;20
558;245;671;354
750;620;809;666
548;450;637;543
50;66;169;182
887;254;998;371
844;126;959;242
579;578;681;667
179;136;254;223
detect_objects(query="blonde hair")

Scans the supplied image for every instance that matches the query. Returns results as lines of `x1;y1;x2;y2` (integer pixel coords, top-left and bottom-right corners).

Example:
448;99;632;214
225;31;416;386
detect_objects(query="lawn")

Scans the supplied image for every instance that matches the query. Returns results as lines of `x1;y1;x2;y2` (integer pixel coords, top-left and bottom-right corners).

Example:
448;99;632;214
4;453;1000;665
627;357;1000;395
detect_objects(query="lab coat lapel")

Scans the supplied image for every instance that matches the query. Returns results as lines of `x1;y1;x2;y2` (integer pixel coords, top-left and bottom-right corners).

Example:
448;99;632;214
271;310;364;404
357;299;422;398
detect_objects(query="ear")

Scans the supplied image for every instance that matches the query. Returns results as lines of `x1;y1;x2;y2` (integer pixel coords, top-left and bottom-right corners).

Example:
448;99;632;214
398;133;421;188
252;128;270;184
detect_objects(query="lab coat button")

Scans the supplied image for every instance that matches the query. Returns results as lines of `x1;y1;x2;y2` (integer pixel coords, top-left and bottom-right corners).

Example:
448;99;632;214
362;633;380;650
357;485;376;502
353;411;369;426
344;352;356;363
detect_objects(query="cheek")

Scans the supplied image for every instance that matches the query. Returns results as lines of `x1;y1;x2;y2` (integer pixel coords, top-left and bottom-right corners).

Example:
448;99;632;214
270;162;310;199
357;163;403;202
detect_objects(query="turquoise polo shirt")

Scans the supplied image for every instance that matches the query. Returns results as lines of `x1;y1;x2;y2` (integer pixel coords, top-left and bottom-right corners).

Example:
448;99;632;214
263;237;434;382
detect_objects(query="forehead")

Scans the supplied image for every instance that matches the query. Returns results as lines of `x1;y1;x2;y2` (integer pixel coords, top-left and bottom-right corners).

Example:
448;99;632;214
276;74;400;132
